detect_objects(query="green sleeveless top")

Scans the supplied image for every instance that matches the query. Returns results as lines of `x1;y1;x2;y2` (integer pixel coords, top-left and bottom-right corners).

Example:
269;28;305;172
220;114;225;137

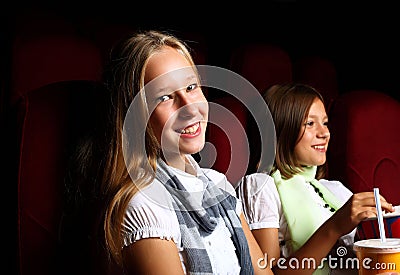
272;166;343;275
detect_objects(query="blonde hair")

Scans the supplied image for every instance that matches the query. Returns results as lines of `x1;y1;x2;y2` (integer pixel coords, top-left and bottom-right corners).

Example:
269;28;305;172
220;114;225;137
101;30;197;265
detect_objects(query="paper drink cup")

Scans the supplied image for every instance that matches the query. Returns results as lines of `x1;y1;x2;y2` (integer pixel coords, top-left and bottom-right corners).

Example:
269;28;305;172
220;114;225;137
358;214;400;240
353;238;400;275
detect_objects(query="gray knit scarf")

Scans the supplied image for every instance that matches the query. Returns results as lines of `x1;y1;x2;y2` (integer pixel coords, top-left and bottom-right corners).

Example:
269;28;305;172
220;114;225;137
156;158;254;275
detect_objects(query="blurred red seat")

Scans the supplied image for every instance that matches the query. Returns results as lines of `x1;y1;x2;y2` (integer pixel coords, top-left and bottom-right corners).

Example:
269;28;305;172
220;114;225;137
328;90;400;205
229;43;293;94
13;80;119;275
293;55;339;112
228;43;292;173
10;34;103;106
205;96;249;185
77;21;137;62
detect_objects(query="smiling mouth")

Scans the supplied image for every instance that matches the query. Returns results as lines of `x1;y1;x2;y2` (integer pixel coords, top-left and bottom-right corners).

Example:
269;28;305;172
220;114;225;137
180;122;200;134
312;145;327;153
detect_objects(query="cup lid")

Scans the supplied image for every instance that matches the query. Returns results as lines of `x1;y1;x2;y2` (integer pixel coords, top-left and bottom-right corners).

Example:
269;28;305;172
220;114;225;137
365;205;400;220
353;238;400;253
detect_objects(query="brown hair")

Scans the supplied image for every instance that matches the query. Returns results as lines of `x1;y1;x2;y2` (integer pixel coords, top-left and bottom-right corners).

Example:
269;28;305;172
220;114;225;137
263;83;326;180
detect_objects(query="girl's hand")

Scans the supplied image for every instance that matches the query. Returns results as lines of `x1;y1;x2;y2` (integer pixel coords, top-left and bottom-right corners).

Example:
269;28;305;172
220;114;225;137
330;192;394;236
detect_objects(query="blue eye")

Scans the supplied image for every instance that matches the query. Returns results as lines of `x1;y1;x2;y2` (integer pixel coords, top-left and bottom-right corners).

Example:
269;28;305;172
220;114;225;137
159;95;171;102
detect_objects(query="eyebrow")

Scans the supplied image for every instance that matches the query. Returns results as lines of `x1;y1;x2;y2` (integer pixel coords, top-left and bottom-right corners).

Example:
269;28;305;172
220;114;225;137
307;114;328;120
153;73;198;95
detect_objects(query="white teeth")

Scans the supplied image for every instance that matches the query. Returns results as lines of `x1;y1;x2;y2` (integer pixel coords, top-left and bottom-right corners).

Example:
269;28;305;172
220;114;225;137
313;145;325;149
181;123;199;134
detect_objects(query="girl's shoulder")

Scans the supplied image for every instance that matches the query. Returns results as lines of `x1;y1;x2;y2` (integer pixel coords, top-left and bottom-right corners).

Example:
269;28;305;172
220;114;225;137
240;172;276;195
127;180;176;216
236;172;278;202
123;180;180;246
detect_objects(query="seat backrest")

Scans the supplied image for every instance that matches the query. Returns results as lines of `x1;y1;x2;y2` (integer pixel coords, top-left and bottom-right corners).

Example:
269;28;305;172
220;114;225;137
205;96;249;186
228;43;292;173
78;22;137;63
293;55;339;112
327;90;400;205
10;33;103;106
229;43;293;94
13;80;116;275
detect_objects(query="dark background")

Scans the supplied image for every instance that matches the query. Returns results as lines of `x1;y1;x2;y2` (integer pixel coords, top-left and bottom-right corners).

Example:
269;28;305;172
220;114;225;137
2;0;400;102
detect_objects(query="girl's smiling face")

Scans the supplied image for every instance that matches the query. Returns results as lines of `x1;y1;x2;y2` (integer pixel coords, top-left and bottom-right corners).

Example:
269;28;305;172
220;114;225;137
294;98;330;167
144;46;208;165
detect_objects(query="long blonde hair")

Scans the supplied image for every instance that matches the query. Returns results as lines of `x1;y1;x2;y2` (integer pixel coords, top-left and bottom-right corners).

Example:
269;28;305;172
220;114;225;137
101;30;197;265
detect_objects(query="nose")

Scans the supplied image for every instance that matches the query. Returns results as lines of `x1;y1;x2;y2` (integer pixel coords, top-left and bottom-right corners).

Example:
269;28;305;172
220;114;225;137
317;123;330;139
176;91;198;117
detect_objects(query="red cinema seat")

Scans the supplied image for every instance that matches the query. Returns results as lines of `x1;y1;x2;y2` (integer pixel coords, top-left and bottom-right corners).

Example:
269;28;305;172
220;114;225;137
228;43;292;173
229;43;293;95
293;55;339;112
328;90;400;205
10;34;103;106
13;80;119;275
205;96;249;186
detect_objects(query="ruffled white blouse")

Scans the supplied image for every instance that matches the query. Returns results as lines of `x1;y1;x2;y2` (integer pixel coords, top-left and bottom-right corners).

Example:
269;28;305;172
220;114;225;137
237;173;356;260
122;156;242;274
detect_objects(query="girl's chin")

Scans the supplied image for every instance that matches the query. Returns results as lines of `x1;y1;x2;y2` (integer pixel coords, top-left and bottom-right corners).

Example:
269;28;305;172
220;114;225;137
184;148;204;156
302;160;326;167
180;144;205;155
